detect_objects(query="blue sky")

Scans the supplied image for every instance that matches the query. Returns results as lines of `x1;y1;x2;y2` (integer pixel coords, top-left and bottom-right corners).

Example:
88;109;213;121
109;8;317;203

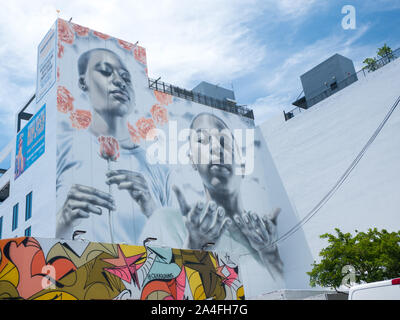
0;0;399;151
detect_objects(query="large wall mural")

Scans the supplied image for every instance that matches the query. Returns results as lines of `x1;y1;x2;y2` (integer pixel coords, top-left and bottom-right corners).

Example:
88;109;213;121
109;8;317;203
0;237;244;300
0;18;313;298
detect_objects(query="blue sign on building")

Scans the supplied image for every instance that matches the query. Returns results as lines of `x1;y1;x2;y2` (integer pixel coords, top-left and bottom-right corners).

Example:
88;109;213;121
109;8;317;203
15;104;46;179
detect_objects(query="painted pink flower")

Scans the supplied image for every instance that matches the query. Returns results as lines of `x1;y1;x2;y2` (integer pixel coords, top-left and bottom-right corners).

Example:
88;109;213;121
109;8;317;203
98;136;120;162
136;117;156;140
93;30;111;40
150;104;168;125
58;42;64;58
127;122;141;144
118;39;135;51
134;46;147;65
58;19;75;44
70;109;92;129
57;67;60;82
154;91;173;106
57;86;74;113
72;23;89;37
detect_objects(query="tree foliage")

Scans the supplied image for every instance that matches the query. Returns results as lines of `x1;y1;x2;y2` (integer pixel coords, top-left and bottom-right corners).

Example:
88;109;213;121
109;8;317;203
363;57;378;72
363;44;395;72
377;43;394;61
307;228;400;290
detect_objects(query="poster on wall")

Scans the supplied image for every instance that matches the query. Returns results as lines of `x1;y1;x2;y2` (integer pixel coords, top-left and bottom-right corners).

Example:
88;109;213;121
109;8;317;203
15;104;46;180
53;18;312;296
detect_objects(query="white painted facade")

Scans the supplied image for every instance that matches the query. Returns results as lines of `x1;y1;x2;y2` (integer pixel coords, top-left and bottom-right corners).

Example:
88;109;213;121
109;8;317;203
259;57;400;261
0;89;58;239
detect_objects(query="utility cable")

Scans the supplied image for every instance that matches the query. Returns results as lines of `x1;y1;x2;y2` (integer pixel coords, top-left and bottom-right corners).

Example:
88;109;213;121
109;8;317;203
269;94;400;247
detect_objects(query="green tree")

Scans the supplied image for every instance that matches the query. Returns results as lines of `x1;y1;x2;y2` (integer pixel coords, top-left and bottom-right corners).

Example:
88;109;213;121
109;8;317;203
377;43;394;62
307;228;400;290
363;57;378;72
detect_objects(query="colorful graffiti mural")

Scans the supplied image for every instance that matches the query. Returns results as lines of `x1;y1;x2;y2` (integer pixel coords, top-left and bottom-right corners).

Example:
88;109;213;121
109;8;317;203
0;237;244;300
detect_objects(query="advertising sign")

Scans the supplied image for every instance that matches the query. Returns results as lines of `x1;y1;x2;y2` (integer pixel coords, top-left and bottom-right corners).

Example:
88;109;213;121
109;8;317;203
15;104;46;179
36;22;57;103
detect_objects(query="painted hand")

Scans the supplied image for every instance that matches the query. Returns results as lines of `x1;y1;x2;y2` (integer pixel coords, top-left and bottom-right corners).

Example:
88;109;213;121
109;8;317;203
234;208;284;279
173;185;232;250
233;208;280;253
106;169;156;217
56;184;115;239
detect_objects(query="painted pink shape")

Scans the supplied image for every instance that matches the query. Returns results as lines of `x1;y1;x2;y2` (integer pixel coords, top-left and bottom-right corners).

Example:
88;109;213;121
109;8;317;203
8;240;44;299
103;246;144;288
216;264;238;287
175;267;186;300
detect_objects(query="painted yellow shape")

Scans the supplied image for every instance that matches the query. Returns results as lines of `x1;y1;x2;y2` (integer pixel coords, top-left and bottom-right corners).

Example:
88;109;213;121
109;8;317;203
46;242;118;268
209;253;217;269
120;244;147;260
185;266;206;300
0;263;19;287
34;291;78;300
236;286;245;300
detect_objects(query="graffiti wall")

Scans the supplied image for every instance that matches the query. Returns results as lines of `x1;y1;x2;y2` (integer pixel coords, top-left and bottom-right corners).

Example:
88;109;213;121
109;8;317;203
0;237;243;300
46;18;313;297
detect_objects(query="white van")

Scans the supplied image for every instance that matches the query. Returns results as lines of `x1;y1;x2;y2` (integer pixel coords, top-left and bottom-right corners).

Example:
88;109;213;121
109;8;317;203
348;278;400;300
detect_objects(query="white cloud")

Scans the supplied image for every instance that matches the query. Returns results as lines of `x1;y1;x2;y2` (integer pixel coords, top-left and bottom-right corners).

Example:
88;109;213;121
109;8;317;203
274;0;319;19
0;0;392;141
0;0;269;143
0;1;270;137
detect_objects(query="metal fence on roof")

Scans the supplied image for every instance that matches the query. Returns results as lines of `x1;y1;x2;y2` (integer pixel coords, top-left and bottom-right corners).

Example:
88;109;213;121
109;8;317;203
148;78;254;120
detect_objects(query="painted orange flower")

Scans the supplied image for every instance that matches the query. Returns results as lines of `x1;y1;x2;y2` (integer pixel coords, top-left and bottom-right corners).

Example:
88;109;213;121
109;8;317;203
58;19;75;44
150;104;168;125
154;91;173;106
57;86;74;113
70;110;92;129
98;136;120;162
58;42;64;58
136;117;156;140
118;39;135;51
72;23;89;37
93;30;111;40
134;46;147;65
127;122;141;144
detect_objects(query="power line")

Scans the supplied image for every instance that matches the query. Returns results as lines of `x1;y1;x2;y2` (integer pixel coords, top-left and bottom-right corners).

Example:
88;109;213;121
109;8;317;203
270;94;400;247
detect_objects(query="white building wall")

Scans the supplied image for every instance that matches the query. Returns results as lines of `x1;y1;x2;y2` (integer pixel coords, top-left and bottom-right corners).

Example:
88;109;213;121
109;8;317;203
0;88;57;240
259;58;400;260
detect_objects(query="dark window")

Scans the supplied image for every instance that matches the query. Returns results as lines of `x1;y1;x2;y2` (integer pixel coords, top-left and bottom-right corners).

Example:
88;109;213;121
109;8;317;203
330;81;338;90
12;203;18;231
0;181;10;202
24;226;31;237
0;216;3;239
25;192;32;221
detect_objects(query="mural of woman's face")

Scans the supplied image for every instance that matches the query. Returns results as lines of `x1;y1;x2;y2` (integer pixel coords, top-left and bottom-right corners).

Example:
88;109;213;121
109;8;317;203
189;114;243;195
81;50;134;118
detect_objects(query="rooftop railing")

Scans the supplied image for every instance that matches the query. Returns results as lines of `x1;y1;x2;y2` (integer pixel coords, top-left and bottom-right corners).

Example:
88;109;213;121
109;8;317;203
148;78;254;120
